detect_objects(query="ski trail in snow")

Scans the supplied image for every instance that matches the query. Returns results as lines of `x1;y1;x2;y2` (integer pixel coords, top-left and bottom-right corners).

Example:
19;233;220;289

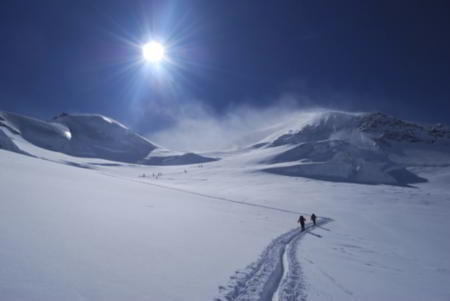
272;242;289;301
276;227;309;301
135;179;302;215
104;172;304;215
217;219;331;301
103;172;332;300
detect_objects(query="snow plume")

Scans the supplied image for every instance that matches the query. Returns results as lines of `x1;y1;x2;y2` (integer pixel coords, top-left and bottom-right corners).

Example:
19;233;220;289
146;95;331;152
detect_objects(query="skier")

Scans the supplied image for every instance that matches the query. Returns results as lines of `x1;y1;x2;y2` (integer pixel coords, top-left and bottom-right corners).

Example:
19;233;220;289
298;215;306;231
311;213;317;226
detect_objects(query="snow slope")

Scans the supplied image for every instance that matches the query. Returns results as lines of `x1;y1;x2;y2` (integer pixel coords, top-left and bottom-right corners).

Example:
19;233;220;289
254;111;450;185
0;150;297;301
0;111;216;165
1;110;450;301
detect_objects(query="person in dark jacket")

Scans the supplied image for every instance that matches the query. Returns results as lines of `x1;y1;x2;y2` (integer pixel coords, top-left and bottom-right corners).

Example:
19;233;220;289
311;213;317;225
298;215;306;231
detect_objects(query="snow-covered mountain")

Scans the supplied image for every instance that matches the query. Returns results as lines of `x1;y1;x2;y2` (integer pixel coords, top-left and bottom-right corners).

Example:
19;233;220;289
255;111;450;185
2;109;450;186
268;111;450;146
1;109;450;301
0;111;217;165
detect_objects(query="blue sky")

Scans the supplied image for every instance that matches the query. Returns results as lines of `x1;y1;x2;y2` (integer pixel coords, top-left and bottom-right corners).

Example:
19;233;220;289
0;0;449;134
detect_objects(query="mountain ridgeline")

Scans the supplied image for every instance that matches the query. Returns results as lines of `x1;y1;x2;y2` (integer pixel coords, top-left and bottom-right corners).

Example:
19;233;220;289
0;111;217;165
1;110;450;185
259;111;450;186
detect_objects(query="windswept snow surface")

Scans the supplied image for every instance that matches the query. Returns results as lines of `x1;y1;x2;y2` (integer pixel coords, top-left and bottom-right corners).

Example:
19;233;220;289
1;110;450;300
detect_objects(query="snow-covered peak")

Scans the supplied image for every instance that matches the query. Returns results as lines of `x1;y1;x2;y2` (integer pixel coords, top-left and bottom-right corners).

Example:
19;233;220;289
0;111;157;162
256;111;450;185
269;111;363;146
0;111;217;165
268;111;450;147
52;112;129;130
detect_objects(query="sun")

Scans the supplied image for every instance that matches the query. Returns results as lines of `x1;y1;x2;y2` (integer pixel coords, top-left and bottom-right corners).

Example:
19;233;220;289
142;41;165;63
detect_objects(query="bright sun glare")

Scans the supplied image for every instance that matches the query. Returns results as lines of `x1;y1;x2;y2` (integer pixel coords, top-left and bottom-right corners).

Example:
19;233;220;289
142;41;165;63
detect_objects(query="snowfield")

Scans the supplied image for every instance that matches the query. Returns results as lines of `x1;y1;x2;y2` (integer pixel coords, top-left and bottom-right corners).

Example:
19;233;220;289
1;110;450;300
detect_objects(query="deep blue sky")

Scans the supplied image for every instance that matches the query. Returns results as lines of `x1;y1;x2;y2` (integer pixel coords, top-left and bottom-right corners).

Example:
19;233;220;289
1;0;450;133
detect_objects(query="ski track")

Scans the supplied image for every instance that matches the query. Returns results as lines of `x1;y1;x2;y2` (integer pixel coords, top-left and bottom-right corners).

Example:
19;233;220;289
133;178;303;215
216;219;331;301
104;172;305;216
97;171;332;301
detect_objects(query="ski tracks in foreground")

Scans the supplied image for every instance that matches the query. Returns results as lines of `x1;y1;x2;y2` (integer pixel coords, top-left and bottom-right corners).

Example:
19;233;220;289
216;219;331;301
109;174;331;300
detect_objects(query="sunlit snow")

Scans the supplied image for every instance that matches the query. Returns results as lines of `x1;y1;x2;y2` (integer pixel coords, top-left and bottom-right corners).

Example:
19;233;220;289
1;110;450;301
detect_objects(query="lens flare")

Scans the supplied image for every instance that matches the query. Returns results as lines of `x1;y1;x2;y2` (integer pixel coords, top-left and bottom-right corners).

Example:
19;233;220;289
142;41;165;62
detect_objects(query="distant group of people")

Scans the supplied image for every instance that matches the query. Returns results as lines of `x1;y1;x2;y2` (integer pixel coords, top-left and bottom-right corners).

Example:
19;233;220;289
297;213;317;231
139;172;163;179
